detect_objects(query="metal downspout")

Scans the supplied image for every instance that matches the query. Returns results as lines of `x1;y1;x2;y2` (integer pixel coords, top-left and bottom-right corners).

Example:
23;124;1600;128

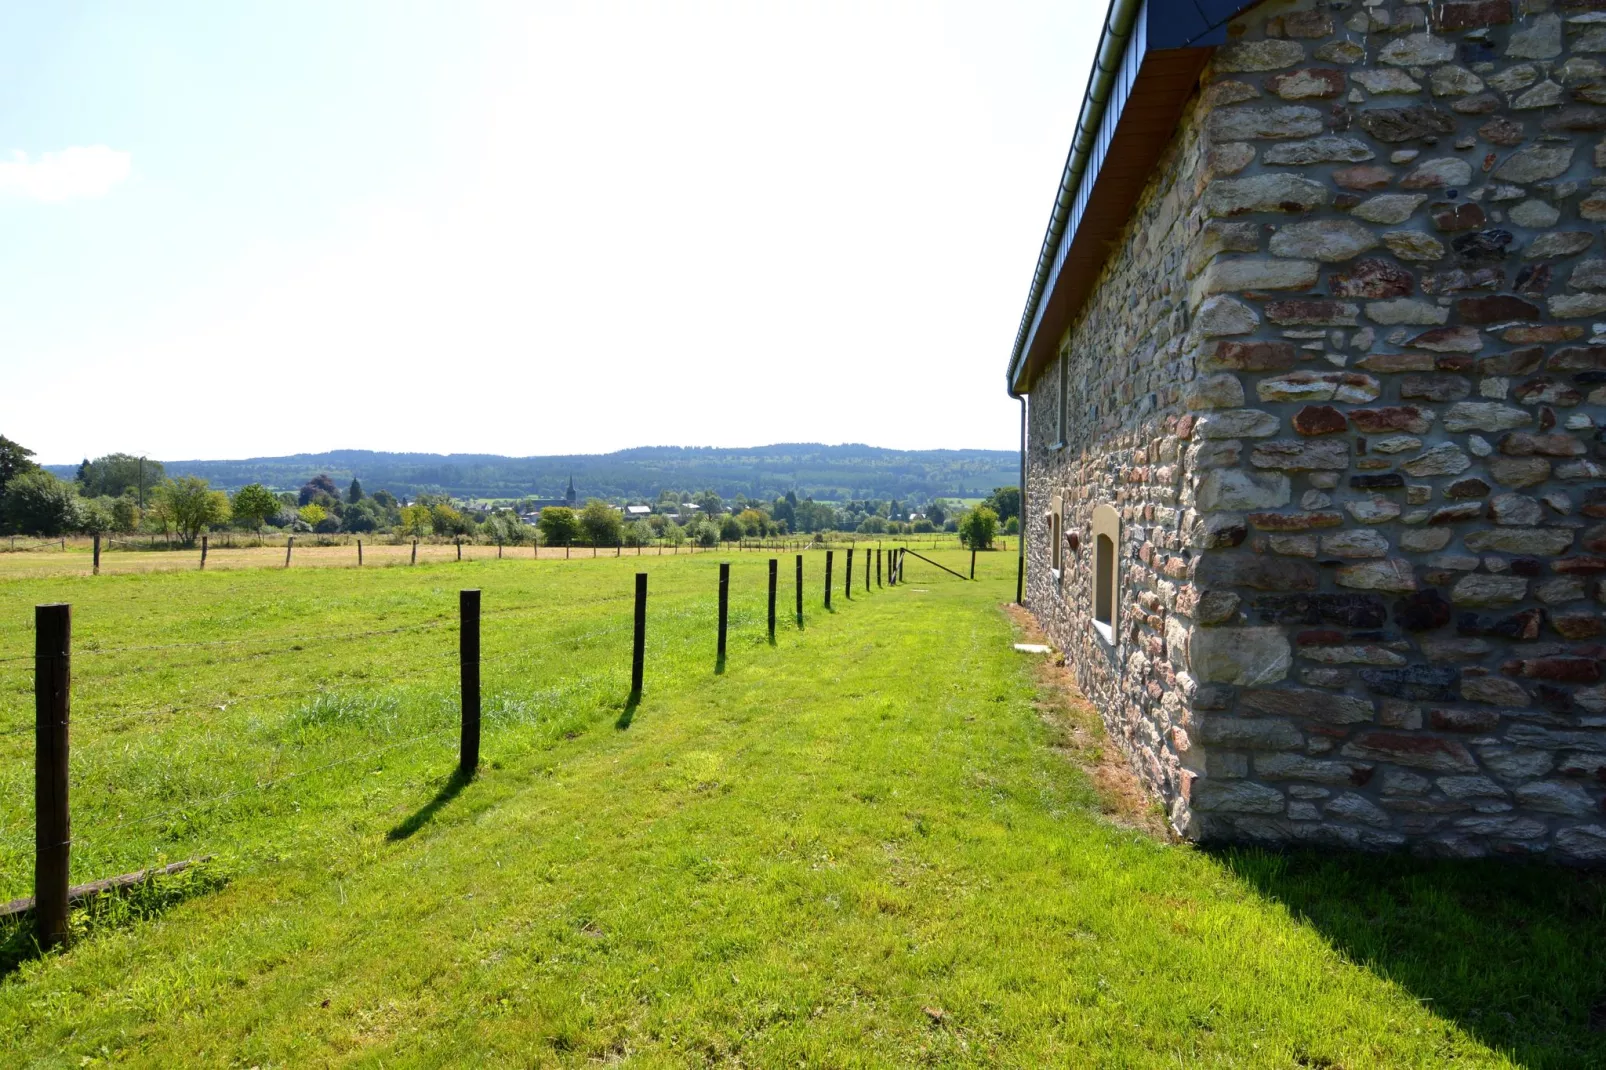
1016;395;1026;605
1005;0;1143;397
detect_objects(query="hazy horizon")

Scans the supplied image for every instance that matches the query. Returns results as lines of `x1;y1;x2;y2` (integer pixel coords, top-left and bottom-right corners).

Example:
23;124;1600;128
36;438;1018;469
1;1;1096;463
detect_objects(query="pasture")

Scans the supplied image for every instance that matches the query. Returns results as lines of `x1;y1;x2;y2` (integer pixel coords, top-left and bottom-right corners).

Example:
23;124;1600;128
0;533;997;580
0;549;1602;1066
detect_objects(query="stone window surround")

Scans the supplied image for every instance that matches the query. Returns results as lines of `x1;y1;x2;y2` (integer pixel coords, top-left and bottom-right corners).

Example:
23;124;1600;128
1091;502;1119;647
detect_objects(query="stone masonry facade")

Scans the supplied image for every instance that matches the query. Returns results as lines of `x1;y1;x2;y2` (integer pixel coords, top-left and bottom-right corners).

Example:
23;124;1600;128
1025;0;1606;863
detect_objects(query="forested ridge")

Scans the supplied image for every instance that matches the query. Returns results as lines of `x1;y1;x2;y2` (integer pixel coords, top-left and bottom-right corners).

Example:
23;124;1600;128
48;443;1017;501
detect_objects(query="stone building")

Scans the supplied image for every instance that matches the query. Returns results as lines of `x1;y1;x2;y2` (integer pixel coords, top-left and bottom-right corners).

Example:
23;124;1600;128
1007;0;1606;862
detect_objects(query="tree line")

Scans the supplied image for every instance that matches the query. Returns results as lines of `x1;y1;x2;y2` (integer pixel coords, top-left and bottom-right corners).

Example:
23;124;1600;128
1;435;1020;550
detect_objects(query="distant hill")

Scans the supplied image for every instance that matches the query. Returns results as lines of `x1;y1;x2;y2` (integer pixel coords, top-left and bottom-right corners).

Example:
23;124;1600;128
49;444;1018;502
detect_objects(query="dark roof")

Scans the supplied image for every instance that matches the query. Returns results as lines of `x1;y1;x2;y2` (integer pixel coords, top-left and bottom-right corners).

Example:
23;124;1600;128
1005;0;1255;396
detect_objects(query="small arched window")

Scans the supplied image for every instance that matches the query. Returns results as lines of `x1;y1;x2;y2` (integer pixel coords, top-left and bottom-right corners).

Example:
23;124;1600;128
1091;503;1118;645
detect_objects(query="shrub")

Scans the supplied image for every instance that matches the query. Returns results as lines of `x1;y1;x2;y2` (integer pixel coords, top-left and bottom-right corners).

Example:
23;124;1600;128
959;505;998;550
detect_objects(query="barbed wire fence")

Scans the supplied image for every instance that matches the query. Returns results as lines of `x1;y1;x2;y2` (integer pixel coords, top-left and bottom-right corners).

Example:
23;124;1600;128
0;543;960;945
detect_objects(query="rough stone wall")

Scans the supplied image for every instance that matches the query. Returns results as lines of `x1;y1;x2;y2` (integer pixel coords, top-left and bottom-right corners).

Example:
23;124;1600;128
1026;0;1606;864
1024;85;1209;829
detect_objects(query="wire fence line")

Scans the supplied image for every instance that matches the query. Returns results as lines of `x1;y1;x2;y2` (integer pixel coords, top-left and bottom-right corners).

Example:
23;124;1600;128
3;545;935;937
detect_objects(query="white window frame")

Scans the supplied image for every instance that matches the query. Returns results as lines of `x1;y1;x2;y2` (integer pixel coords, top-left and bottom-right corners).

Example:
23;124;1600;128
1091;503;1119;647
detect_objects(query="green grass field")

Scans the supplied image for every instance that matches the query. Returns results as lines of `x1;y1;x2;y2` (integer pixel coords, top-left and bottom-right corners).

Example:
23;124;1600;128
0;549;1603;1066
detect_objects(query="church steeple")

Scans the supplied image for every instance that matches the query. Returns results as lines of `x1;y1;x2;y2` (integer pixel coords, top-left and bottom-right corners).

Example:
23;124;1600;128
565;474;576;505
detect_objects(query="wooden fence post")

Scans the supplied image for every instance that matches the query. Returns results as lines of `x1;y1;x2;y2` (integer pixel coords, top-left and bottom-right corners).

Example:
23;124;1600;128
200;535;208;570
971;548;976;580
358;539;364;567
456;539;462;562
285;537;294;569
845;547;853;599
717;562;730;666
411;539;418;565
92;534;100;576
825;551;833;609
632;572;647;696
795;554;803;626
459;590;481;777
864;548;870;592
497;539;503;560
34;603;70;950
876;548;881;587
767;558;777;641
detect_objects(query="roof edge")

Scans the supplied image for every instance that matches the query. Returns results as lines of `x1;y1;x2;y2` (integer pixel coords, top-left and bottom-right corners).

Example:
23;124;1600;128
1005;0;1255;397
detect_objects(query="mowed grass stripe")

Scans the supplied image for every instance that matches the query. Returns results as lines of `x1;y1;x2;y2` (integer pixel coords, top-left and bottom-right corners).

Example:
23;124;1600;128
0;551;1588;1066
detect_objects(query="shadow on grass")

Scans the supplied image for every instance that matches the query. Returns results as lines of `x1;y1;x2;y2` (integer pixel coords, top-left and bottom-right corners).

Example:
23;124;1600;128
616;693;640;731
387;767;473;842
0;862;228;979
1216;846;1606;1066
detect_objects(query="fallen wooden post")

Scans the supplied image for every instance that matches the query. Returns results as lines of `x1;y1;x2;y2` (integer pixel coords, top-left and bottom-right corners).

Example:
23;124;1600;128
0;858;211;920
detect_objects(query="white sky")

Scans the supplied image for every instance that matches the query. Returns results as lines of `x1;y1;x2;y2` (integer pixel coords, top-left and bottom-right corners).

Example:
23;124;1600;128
0;1;1099;464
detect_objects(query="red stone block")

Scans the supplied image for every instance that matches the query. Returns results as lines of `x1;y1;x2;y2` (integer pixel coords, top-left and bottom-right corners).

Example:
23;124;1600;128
1438;0;1513;29
1330;258;1415;299
1553;556;1606;574
1292;404;1348;436
1509;657;1603;683
1458;294;1540;323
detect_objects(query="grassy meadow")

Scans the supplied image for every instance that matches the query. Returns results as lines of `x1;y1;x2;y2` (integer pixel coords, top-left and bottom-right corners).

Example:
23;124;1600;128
0;547;1602;1066
0;533;1000;580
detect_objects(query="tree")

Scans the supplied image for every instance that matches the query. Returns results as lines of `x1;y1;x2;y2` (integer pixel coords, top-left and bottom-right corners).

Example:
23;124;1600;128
298;503;328;529
398;503;434;538
960;505;998;550
431;503;467;535
1005;515;1019;535
984;486;1020;525
719;515;744;542
538;506;581;546
693;489;723;516
2;471;79;535
111;496;140;534
76;454;164;499
0;435;40;526
231;483;281;540
737;508;767;536
298;474;340;507
77;498;113;535
348;478;364;503
926;500;949;527
772;494;796;529
484;510;527;545
623;520;653;547
152;477;230;547
372;489;397;510
687;518;719;548
580;500;623;546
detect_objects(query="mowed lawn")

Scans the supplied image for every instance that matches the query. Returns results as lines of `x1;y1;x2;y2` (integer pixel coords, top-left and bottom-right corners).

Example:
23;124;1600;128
0;550;1602;1066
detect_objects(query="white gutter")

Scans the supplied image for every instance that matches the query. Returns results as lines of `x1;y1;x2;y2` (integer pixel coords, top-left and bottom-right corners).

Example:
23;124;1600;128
1005;0;1143;397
